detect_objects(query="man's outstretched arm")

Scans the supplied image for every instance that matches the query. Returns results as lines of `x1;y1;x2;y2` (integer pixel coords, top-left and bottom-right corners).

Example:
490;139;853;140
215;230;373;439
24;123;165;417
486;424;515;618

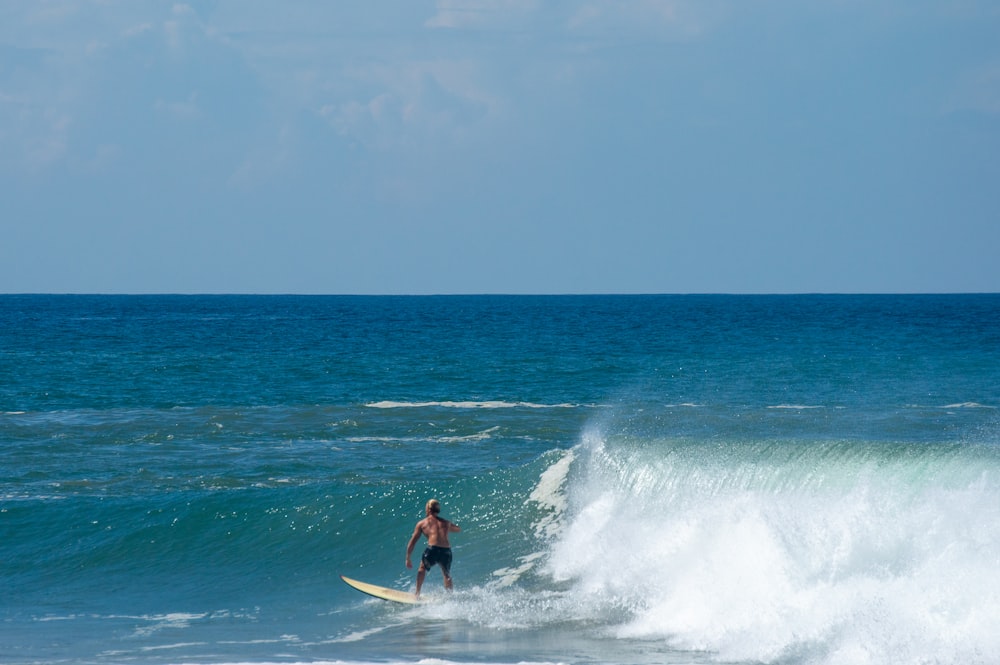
405;525;421;568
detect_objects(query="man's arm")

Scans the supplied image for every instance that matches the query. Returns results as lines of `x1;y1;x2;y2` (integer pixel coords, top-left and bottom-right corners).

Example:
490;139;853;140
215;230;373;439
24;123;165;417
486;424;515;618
405;523;422;568
448;521;461;533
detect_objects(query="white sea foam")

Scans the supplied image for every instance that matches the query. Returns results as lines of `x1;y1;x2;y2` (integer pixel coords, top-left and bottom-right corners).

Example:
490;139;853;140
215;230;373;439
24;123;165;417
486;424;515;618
489;448;577;588
439;426;501;443
345;427;500;445
130;612;208;637
535;431;1000;665
1;493;67;502
329;627;388;643
365;400;578;409
941;402;994;409
168;660;567;665
490;551;546;589
767;404;824;409
527;449;575;539
140;641;206;652
325;620;410;644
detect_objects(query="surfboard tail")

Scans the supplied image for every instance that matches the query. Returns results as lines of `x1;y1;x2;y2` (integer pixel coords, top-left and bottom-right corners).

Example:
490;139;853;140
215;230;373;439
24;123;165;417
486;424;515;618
340;575;423;604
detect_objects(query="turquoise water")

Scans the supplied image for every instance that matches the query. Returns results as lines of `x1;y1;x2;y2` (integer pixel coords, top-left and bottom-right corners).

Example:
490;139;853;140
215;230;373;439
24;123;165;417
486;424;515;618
1;295;999;665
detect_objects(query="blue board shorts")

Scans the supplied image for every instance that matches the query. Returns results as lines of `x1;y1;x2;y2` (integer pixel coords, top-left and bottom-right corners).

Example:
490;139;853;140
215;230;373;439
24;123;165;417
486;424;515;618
421;546;452;574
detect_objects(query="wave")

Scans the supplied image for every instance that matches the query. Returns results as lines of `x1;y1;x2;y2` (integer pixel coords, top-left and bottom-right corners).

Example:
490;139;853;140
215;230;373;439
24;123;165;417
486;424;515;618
508;426;1000;665
767;404;824;409
940;402;995;409
346;426;502;444
365;400;581;409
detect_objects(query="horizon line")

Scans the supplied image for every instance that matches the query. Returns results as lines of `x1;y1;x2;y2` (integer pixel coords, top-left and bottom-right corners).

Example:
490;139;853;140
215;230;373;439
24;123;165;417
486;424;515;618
2;291;998;297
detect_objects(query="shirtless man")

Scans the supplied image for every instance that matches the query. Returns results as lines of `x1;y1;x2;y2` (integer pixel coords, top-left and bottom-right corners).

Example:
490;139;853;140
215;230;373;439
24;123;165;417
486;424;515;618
405;498;461;597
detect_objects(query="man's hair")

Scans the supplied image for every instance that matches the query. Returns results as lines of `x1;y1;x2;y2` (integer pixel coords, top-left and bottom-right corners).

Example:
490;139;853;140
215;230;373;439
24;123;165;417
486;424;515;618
426;499;441;515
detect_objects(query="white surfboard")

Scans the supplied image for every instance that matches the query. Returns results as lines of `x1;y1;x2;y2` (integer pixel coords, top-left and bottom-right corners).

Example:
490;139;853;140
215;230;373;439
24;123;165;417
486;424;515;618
340;575;424;605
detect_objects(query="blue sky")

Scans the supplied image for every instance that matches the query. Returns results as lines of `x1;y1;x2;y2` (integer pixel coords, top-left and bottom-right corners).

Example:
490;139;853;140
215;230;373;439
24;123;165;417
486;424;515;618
2;1;998;294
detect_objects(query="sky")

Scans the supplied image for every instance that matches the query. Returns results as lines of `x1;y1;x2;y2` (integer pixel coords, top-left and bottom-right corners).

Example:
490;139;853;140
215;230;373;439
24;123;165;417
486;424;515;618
1;0;998;294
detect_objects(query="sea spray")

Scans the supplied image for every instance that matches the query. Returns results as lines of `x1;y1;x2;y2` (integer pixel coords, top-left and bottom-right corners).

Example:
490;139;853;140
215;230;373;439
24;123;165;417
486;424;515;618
489;447;576;588
539;428;1000;664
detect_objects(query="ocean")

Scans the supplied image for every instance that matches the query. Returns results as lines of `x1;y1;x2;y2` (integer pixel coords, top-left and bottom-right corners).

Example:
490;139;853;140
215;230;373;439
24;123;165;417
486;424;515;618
1;294;998;665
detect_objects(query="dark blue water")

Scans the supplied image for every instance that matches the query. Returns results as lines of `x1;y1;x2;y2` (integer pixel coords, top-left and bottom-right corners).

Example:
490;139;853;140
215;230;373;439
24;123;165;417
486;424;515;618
2;295;998;665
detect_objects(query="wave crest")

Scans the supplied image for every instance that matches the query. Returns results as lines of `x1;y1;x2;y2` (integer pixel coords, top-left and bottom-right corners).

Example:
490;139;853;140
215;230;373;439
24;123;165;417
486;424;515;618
532;431;1000;664
365;400;580;409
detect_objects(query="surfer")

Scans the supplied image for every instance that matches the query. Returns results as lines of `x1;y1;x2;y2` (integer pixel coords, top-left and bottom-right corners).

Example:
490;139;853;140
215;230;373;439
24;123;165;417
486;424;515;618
405;498;461;597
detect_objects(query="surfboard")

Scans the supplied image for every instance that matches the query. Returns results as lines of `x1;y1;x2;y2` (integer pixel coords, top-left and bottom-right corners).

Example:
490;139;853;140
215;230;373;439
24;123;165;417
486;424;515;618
340;575;423;605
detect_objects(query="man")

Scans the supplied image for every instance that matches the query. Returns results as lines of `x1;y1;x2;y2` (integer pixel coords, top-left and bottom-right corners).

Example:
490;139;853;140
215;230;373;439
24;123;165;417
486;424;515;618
405;498;461;597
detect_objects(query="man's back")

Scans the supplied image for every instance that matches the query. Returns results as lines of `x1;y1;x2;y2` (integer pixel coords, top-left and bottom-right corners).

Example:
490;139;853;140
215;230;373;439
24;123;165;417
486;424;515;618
419;514;458;547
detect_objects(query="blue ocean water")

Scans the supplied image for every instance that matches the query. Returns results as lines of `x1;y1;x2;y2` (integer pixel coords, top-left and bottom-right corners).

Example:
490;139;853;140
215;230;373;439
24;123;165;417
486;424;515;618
1;294;998;665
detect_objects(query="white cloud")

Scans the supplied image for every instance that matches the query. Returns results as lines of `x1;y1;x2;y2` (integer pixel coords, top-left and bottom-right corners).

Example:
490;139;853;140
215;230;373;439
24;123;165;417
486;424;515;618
324;92;403;151
25;1;79;26
426;0;539;30
566;0;713;39
423;0;714;38
123;22;153;38
154;92;200;119
0;101;72;173
950;62;1000;115
0;0;708;180
85;39;108;55
83;143;122;173
163;3;209;53
163;19;183;51
227;124;295;188
321;60;496;152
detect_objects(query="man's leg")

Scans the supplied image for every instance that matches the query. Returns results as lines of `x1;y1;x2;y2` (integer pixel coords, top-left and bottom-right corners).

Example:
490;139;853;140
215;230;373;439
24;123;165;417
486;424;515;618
415;564;427;597
441;550;454;591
